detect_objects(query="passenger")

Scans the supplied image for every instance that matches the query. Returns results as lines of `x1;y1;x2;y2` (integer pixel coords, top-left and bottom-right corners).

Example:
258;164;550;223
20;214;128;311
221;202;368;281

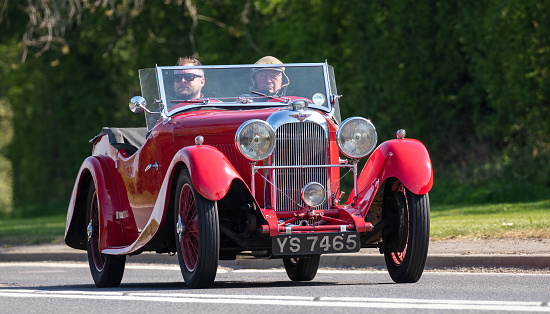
249;56;290;97
174;57;205;100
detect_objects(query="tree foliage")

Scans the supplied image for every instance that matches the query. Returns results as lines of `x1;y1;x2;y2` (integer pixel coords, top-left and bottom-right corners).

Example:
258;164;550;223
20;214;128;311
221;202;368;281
0;0;548;216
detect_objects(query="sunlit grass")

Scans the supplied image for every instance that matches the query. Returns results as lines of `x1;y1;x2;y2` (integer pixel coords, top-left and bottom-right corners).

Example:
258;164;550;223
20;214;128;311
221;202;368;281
0;214;66;247
430;200;550;240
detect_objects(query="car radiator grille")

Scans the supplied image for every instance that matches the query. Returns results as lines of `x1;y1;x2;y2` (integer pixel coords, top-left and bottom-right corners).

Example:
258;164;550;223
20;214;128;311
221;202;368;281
272;122;329;211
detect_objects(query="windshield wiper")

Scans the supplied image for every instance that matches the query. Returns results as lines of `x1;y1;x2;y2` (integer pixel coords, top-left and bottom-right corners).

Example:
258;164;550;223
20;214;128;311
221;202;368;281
251;91;289;103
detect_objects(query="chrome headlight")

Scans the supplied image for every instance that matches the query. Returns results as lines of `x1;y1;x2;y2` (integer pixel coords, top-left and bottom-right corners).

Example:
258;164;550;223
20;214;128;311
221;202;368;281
336;117;377;159
301;182;326;207
235;119;276;161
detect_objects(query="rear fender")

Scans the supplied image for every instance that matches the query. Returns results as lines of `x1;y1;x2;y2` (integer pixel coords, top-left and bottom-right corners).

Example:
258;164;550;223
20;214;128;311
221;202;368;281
65;156;127;250
348;139;433;215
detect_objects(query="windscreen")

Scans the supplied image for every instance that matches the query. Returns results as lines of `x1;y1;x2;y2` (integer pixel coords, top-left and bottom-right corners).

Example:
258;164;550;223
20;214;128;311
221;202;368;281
156;64;332;116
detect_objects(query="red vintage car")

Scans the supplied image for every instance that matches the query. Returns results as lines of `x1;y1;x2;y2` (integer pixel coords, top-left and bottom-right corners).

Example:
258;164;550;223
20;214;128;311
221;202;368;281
65;61;433;288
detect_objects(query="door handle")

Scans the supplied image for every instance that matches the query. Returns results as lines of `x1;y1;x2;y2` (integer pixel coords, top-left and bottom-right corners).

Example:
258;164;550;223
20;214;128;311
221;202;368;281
145;162;159;172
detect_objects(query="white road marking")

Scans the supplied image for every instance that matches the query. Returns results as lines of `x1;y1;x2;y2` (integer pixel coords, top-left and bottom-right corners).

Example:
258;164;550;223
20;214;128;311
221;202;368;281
0;289;548;311
0;262;89;268
232;269;389;274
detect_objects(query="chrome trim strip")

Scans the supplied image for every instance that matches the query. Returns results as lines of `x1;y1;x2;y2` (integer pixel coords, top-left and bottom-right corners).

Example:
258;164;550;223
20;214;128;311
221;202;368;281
353;161;358;201
254;164;354;170
266;108;329;134
251;162;256;198
323;61;332;103
155;65;169;122
154;63;326;70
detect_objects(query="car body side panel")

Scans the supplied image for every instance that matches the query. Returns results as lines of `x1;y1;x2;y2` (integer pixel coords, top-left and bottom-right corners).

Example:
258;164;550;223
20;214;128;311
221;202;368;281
101;157;176;255
110;152;140;244
348;138;433;216
101;145;248;255
97;155;132;250
116;134;161;232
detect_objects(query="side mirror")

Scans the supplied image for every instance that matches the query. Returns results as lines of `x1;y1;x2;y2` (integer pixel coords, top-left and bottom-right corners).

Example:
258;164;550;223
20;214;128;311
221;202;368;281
129;96;147;113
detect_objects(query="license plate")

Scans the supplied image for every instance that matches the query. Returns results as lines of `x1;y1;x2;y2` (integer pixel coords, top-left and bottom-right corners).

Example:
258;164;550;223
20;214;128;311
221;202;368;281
272;232;360;255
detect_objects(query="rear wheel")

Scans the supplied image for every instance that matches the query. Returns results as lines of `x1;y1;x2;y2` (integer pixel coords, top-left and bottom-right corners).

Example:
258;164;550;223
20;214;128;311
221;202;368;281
86;184;126;288
283;255;321;281
383;181;430;283
175;169;219;289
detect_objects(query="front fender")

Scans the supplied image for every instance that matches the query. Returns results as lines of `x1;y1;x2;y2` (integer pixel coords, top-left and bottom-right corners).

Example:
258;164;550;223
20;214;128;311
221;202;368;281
65;156;127;250
378;138;433;195
348;138;433;213
178;145;244;201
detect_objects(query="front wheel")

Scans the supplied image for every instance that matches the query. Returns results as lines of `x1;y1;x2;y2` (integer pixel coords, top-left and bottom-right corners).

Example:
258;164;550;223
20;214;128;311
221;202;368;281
383;181;430;283
174;169;219;289
86;184;126;288
283;255;321;281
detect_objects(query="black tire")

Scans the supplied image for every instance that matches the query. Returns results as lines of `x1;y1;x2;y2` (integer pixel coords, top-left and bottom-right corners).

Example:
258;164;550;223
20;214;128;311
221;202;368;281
383;181;430;283
174;169;219;289
86;184;126;288
283;255;321;281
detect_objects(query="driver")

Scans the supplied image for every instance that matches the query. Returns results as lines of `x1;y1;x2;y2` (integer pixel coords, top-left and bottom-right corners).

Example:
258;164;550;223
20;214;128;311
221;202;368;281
250;56;290;97
174;57;205;100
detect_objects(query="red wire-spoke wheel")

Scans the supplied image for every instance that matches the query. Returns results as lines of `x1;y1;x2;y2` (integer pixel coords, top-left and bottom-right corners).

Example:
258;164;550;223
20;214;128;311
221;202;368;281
388;183;410;266
383;180;430;283
86;184;126;288
89;191;105;270
174;169;219;289
179;184;199;271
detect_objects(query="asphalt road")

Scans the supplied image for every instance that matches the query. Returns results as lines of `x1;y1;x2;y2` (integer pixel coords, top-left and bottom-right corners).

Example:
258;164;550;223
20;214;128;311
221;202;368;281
1;261;549;313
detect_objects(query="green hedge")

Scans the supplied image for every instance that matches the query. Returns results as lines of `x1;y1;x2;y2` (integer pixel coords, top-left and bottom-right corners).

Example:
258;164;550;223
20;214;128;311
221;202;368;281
0;0;548;216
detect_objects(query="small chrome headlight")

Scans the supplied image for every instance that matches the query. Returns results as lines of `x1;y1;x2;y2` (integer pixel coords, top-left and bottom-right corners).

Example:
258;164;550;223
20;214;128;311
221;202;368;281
337;117;377;159
235;119;276;161
301;182;326;207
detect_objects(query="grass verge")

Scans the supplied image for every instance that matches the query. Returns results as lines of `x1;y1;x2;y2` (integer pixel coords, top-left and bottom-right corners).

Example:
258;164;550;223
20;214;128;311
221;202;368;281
431;200;550;240
0;214;66;247
1;201;549;247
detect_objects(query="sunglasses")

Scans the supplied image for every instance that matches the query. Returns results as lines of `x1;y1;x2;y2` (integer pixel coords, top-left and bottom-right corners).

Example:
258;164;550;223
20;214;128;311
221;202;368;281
256;72;282;81
174;73;203;82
